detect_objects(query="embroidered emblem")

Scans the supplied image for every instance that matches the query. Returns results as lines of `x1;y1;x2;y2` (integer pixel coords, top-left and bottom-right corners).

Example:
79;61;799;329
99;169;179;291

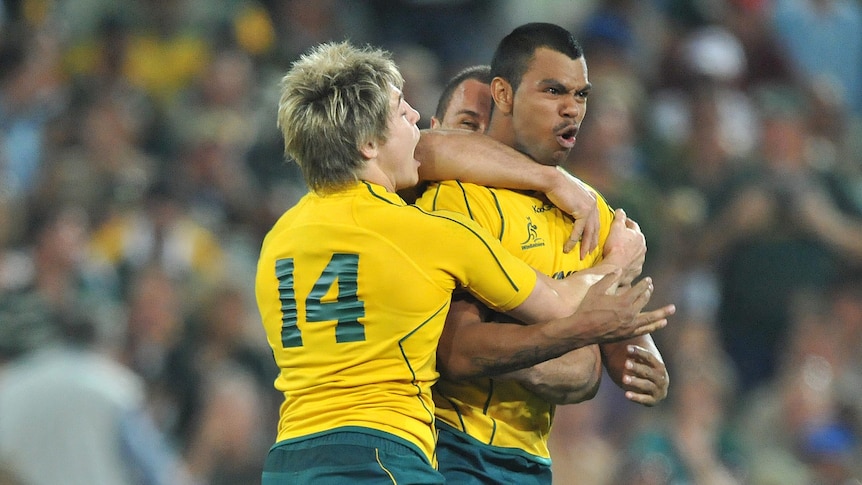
520;217;545;250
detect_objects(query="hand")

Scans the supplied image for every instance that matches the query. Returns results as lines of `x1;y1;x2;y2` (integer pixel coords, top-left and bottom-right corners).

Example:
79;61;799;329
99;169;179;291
603;209;646;286
619;344;669;406
577;272;675;343
545;166;599;258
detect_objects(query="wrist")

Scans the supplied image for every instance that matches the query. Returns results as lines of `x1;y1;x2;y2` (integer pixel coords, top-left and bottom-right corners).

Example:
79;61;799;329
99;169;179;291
596;250;628;272
533;164;564;193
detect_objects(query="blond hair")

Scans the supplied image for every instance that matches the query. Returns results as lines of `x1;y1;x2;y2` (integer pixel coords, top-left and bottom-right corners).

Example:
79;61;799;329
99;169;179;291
277;41;404;193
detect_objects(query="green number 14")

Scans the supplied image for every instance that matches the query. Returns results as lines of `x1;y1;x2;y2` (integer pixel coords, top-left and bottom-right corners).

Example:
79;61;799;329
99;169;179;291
275;253;366;348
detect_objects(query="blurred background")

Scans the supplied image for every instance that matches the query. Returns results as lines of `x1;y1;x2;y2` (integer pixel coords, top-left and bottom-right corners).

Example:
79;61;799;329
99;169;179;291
1;0;861;484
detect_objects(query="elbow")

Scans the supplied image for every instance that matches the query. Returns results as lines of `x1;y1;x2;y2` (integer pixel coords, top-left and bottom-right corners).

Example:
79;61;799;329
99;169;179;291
526;345;603;405
554;356;602;405
571;368;602;403
437;353;482;382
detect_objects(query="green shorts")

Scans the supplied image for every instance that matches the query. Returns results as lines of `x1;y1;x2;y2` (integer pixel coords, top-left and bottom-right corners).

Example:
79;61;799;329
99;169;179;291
262;427;445;484
436;422;552;485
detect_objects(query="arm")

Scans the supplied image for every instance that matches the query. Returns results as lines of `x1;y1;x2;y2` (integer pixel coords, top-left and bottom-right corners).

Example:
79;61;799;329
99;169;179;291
441;269;675;381
416;129;599;257
599;211;668;406
595;209;647;289
468;209;650;404
497;346;603;405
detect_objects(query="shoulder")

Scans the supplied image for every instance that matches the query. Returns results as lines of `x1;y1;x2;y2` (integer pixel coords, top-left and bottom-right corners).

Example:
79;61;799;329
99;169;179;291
416;180;502;211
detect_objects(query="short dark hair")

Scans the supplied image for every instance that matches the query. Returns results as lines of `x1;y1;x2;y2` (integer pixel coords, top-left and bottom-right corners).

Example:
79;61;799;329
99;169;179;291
434;65;492;120
490;23;584;93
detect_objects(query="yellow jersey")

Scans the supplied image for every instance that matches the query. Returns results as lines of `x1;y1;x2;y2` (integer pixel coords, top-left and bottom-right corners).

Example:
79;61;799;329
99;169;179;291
255;181;539;464
416;180;614;462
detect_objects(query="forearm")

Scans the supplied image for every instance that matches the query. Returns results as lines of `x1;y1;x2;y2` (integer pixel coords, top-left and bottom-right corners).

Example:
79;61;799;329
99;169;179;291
498;345;602;405
415;129;559;191
416;128;601;256
506;269;610;325
441;319;583;380
444;273;672;381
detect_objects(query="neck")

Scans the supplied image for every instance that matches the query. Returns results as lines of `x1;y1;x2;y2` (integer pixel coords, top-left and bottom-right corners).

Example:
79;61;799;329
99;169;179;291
486;115;516;150
357;161;395;192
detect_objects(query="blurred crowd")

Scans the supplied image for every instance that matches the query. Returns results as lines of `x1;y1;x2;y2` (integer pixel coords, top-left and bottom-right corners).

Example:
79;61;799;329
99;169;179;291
1;0;861;484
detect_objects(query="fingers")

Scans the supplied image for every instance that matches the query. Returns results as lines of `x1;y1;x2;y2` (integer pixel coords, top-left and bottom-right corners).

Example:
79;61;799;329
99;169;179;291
621;346;669;406
590;269;622;296
627;276;654;310
579;210;600;259
563;208;600;257
624;387;660;406
564;218;587;255
632;304;676;335
626;344;661;365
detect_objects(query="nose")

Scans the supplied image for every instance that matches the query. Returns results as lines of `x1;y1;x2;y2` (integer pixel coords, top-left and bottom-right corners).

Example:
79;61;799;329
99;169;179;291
560;96;581;119
406;102;421;124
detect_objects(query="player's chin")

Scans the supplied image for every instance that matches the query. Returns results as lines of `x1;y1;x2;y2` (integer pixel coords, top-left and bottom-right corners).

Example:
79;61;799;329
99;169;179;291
551;148;572;164
400;172;420;191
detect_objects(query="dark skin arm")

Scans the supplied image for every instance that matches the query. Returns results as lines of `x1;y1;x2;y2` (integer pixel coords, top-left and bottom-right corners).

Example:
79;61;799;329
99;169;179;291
439;271;675;381
489;212;666;405
497;345;603;405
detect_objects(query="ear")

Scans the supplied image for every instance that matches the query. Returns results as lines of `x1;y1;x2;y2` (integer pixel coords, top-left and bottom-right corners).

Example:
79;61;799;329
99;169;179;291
491;77;514;115
359;139;378;160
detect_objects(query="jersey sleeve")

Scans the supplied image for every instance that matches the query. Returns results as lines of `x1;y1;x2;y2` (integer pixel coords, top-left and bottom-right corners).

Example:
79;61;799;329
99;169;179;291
416;181;505;240
412;205;537;313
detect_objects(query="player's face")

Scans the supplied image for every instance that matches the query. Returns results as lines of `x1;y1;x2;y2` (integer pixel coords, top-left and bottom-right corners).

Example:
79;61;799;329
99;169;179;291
511;48;590;166
432;79;492;133
377;85;422;191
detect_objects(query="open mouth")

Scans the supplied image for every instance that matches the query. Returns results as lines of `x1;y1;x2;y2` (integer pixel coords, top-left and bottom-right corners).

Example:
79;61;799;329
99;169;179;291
555;126;578;149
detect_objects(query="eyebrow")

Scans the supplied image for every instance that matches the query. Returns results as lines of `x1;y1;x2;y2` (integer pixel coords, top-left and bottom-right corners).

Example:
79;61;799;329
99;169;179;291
538;79;593;93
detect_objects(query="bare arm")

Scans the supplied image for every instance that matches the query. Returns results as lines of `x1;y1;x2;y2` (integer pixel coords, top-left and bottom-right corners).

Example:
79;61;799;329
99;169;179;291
441;270;675;381
416;129;599;257
497;346;603;405
471;209;651;404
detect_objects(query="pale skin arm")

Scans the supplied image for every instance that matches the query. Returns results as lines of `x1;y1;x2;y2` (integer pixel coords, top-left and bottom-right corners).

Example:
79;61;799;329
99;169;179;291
415;129;599;258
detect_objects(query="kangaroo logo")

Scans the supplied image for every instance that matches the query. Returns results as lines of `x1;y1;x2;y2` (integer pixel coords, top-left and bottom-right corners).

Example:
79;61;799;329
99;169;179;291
521;217;545;250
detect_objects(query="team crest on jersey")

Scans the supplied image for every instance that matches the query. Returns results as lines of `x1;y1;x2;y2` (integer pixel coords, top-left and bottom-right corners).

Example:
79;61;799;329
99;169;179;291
520;217;545;250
